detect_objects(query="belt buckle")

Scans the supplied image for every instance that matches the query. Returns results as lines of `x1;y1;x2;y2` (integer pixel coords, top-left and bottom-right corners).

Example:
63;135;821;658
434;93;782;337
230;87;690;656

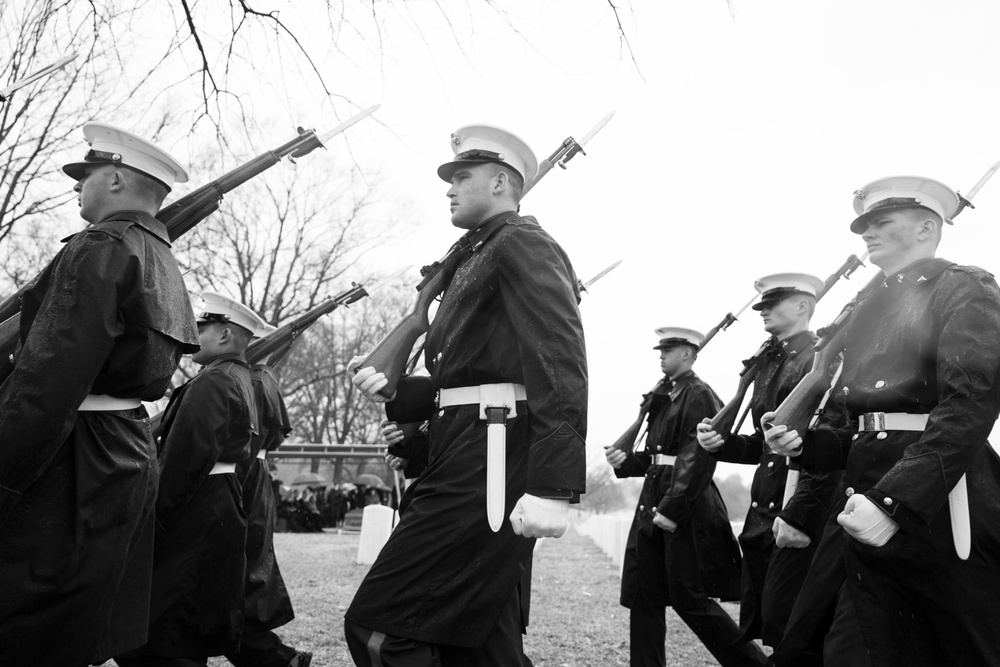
863;412;886;432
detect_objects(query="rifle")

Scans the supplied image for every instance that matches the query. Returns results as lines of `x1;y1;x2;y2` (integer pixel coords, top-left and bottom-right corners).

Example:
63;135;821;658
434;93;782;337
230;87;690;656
708;252;870;441
0;53;77;104
352;112;615;398
698;292;758;352
0;106;380;375
245;266;409;367
605;284;760;456
149;267;407;432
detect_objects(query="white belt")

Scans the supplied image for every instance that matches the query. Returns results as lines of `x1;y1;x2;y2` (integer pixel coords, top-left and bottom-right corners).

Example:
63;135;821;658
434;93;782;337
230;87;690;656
855;411;970;561
209;462;236;475
438;383;527;417
651;454;676;466
858;412;929;432
257;450;267;460
437;383;527;533
79;394;141;411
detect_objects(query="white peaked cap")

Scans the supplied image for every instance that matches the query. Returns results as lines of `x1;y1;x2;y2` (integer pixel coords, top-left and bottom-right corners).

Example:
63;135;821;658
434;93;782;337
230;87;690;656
196;291;275;338
437;124;538;183
653;327;704;350
62;122;189;191
850;175;960;234
752;273;824;310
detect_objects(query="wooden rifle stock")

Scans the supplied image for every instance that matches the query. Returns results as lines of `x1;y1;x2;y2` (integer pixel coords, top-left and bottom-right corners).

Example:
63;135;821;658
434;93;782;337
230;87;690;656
709;360;761;441
607;379;664;455
354;266;449;399
0;127;332;380
766;272;883;435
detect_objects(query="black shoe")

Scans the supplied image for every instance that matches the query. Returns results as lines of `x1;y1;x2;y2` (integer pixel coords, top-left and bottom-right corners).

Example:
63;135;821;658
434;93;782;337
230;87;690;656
289;651;313;667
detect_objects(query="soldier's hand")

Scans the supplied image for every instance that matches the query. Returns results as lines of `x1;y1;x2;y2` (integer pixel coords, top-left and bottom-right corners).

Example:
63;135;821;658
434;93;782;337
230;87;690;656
510;494;569;538
837;493;899;547
651;508;677;532
762;412;802;456
350;356;395;403
605;445;626;469
380;419;405;445
696;418;724;452
773;517;811;548
384;454;408;471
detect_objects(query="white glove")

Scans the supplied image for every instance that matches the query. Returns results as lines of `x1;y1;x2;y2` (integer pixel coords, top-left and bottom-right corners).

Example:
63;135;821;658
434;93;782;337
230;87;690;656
838;493;899;547
380;419;405;445
761;411;802;457
509;494;569;538
384;454;408;471
350;355;394;403
604;445;626;469
696;418;724;452
773;517;811;548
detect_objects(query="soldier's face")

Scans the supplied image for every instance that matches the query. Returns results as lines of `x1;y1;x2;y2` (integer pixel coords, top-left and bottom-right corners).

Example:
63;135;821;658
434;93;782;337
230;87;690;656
861;210;922;268
446;164;497;229
760;297;799;337
659;347;686;377
73;165;113;224
192;322;225;365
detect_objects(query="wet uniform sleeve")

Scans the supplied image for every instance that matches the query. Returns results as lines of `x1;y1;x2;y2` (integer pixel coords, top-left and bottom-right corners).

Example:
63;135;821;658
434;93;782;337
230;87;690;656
0;233;138;524
656;386;721;525
867;270;1000;530
496;226;588;497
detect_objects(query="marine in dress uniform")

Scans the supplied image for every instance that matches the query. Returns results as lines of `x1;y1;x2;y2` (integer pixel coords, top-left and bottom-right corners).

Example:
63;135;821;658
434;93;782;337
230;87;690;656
0;123;198;667
765;177;1000;666
347;125;588;667
606;329;766;667
696;274;841;649
117;292;270;667
226;362;312;667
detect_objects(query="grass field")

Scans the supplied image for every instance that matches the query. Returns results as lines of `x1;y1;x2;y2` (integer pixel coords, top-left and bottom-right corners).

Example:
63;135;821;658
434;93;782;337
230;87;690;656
177;523;747;666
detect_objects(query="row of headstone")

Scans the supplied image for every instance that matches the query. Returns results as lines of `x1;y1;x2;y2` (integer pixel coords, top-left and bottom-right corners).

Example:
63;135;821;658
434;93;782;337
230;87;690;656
575;514;632;576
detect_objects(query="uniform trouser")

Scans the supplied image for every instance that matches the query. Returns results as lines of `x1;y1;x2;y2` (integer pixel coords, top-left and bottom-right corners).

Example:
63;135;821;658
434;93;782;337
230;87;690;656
759;539;821;648
224;628;299;666
629;602;767;667
344;585;523;667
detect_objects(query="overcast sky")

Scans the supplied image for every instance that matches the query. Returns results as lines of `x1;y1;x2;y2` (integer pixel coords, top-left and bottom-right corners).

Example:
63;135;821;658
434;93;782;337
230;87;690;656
152;0;1000;482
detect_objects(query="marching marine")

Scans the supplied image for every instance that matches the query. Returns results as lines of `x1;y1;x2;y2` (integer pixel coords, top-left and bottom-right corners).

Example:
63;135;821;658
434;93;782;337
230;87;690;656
348;124;588;666
0;123;198;666
606;328;766;667
117;292;269;666
765;176;1000;665
696;274;841;650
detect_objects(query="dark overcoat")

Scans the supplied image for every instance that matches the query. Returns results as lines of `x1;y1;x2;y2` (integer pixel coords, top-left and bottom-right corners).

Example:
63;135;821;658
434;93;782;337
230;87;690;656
617;371;742;610
0;211;197;666
346;212;588;647
712;331;840;643
125;354;256;658
774;258;1000;666
239;364;295;631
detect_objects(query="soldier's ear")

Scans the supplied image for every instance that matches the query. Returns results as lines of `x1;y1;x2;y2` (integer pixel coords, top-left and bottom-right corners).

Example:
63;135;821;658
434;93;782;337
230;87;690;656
109;169;126;192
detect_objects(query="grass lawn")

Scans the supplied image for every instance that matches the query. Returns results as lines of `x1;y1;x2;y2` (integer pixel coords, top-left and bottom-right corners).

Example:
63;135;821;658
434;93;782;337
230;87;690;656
100;523;754;666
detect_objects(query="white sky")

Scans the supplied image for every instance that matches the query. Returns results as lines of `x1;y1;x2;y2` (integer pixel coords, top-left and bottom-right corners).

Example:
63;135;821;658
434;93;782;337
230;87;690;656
135;0;1000;482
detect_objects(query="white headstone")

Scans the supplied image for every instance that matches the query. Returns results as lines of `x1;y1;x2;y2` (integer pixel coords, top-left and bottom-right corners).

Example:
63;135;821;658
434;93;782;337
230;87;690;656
356;505;396;565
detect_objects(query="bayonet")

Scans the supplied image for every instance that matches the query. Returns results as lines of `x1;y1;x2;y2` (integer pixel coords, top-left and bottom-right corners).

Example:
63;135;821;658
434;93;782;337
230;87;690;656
523;111;614;195
581;259;622;291
0;53;77;103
